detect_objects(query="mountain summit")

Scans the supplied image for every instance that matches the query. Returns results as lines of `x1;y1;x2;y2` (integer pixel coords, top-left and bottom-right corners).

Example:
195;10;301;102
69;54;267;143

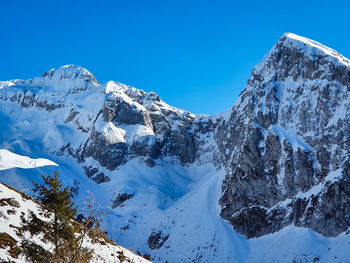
219;32;350;239
42;64;97;81
1;33;350;262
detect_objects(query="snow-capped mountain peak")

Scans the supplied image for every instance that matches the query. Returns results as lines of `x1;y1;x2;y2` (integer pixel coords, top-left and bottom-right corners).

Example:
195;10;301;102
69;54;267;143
253;32;350;81
282;32;350;66
42;64;98;84
2;33;350;262
23;64;100;94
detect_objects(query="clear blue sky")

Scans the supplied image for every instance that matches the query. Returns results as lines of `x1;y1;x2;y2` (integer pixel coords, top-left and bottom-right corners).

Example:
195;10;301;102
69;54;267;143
1;0;350;114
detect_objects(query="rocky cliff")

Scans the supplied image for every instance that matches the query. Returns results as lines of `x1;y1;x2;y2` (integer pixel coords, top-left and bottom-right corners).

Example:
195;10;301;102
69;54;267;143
218;33;350;238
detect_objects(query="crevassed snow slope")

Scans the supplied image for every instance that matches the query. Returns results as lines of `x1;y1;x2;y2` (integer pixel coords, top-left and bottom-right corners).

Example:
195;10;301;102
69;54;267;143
0;149;58;170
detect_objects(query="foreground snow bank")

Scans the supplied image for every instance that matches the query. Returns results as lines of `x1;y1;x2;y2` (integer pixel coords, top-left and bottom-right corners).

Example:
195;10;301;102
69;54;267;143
0;182;151;263
0;149;58;170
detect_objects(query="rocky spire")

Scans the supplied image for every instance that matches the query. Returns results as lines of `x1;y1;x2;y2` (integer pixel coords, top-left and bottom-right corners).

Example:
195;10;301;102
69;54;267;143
219;33;350;238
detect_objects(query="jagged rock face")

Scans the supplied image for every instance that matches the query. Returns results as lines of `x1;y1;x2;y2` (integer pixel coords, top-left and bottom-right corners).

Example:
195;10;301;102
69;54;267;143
0;66;214;183
218;33;350;238
81;81;211;172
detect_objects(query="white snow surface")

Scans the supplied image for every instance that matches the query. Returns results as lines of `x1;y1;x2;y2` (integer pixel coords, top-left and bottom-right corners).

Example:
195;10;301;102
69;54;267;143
0;149;58;170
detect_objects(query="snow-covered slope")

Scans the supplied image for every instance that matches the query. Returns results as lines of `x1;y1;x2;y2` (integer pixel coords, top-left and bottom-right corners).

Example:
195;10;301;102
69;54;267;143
1;33;350;262
0;181;150;263
0;149;57;170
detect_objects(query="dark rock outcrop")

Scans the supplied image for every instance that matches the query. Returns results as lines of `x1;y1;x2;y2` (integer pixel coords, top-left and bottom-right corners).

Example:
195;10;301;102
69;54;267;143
111;193;134;208
147;231;169;250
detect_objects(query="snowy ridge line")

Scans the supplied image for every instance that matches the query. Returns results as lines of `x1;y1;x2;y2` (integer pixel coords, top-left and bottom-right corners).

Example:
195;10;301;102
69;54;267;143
284;33;350;67
253;33;350;77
